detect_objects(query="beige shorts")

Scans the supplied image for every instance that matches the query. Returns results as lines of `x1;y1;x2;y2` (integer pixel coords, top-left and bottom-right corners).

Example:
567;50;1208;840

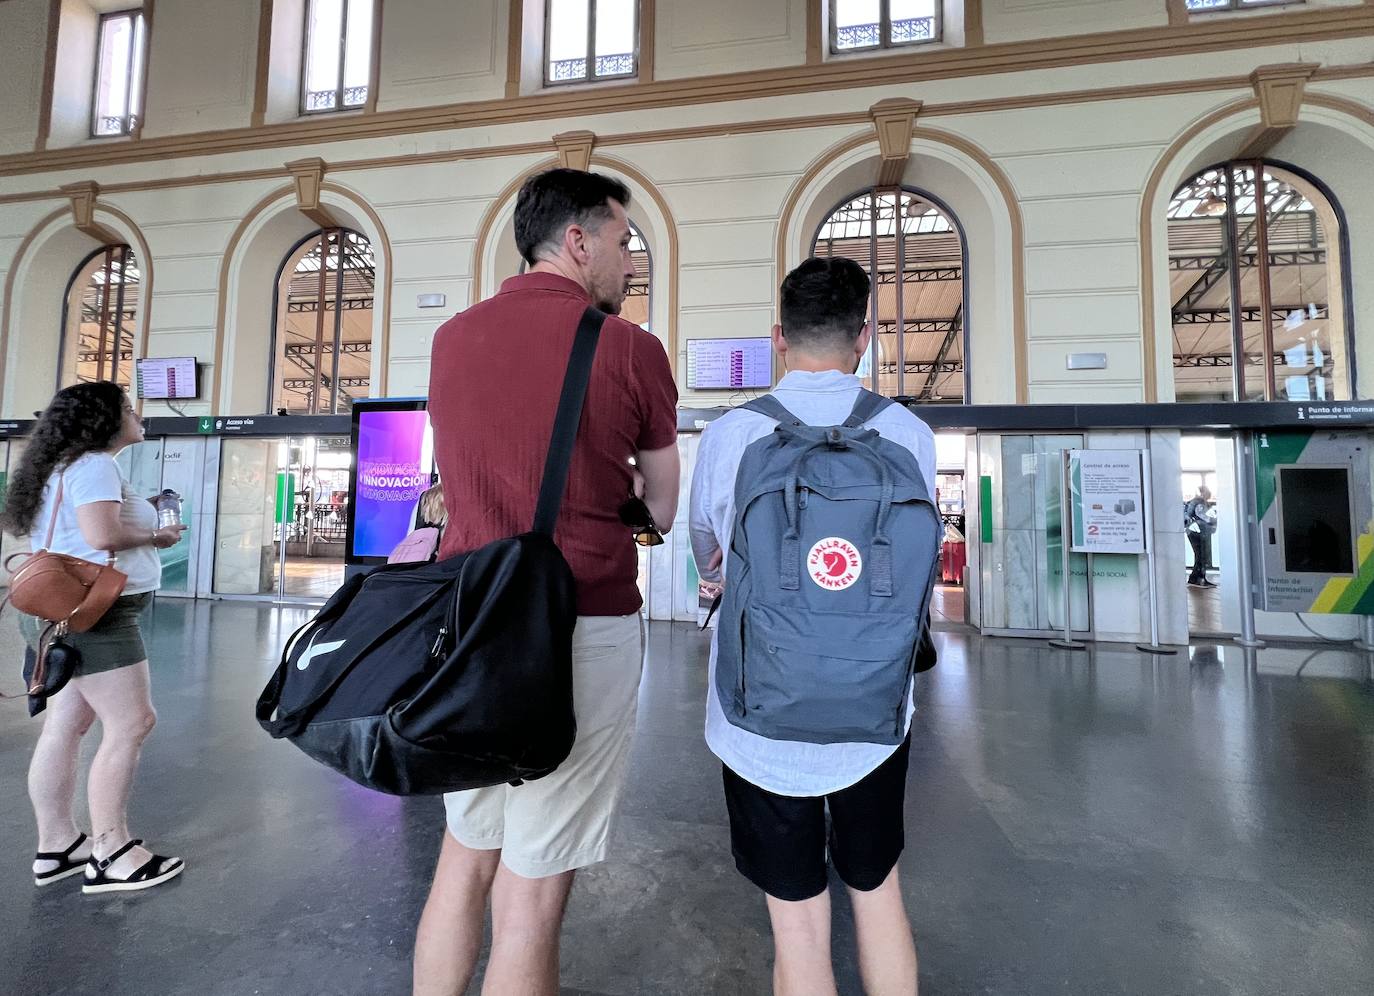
443;613;645;879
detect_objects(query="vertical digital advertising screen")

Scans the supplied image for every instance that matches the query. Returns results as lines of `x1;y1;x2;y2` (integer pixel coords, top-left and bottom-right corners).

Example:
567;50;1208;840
345;399;435;565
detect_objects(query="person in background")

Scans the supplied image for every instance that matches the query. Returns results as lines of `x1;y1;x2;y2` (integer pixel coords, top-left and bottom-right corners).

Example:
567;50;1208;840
3;382;188;895
387;483;448;564
414;167;679;996
1185;484;1216;588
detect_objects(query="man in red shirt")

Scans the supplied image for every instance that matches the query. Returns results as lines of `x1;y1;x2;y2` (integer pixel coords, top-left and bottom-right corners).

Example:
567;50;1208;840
414;169;679;996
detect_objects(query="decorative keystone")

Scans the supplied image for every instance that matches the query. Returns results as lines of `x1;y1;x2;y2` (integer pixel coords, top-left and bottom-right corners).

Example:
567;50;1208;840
59;181;117;243
1251;63;1319;130
869;99;922;188
285;158;337;228
553;131;596;172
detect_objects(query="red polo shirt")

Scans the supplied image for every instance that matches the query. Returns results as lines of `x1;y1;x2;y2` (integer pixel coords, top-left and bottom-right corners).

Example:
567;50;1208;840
428;272;678;616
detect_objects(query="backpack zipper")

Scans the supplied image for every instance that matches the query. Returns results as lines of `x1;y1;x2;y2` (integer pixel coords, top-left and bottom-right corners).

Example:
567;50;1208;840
736;611;748;717
430;626;448;660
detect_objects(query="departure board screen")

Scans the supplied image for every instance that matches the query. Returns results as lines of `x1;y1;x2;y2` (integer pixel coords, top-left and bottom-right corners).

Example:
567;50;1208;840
686;338;772;390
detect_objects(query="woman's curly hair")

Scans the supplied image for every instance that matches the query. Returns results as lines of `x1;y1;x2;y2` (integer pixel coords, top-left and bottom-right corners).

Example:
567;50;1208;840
1;381;126;537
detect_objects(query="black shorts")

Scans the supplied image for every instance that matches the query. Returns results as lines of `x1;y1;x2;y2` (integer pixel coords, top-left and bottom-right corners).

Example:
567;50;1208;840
721;737;911;902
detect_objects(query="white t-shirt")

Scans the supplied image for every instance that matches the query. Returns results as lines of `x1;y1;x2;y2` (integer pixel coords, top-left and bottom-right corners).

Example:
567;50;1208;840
31;452;162;595
688;370;937;797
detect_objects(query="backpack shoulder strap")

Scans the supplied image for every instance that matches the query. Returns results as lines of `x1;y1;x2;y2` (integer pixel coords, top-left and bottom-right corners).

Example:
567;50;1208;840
741;395;803;427
532;306;607;537
842;389;895;429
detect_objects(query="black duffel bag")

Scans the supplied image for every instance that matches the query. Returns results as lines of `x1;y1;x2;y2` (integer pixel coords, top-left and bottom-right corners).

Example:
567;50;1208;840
255;306;607;796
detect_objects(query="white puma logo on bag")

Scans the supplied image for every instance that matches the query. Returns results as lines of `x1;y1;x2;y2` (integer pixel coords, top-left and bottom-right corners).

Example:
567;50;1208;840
297;639;346;671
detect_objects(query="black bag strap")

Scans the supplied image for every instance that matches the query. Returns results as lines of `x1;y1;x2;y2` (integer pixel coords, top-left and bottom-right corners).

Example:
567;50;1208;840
741;395;803;427
842;389;894;428
532;306;607;536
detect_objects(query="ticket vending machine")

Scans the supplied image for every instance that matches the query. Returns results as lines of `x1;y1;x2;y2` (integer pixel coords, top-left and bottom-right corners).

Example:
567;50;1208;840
1255;430;1373;613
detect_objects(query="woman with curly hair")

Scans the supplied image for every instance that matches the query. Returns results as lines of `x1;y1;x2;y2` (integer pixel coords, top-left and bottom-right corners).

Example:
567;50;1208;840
3;381;188;895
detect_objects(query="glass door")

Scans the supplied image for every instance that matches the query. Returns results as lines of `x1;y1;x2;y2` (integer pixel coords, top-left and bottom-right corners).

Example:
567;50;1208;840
976;433;1092;636
279;435;351;598
211;434;351;602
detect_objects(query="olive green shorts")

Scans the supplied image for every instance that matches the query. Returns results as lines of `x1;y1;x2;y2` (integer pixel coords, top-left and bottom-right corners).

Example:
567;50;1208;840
18;592;154;676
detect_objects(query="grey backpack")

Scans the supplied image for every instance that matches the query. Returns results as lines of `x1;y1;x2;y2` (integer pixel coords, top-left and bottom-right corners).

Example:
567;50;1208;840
714;390;941;746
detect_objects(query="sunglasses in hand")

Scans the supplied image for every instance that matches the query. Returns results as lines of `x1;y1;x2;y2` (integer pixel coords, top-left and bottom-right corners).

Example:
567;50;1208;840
617;495;665;547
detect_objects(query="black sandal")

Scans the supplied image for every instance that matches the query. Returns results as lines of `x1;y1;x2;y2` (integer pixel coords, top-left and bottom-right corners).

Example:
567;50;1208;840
82;838;184;895
34;833;89;887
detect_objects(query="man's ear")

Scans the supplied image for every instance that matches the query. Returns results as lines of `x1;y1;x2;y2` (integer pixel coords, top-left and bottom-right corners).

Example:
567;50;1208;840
563;223;589;262
854;323;872;360
771;323;787;359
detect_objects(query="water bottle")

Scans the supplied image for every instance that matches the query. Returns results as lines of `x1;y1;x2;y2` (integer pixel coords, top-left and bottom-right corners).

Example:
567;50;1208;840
155;489;183;529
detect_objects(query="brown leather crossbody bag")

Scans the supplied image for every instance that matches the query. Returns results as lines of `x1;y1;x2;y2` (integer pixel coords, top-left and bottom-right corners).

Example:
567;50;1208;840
4;473;128;634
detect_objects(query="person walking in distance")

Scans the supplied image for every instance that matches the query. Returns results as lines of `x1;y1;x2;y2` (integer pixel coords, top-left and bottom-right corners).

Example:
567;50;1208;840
690;258;936;996
4;382;188;895
1185;484;1216;588
413;168;679;996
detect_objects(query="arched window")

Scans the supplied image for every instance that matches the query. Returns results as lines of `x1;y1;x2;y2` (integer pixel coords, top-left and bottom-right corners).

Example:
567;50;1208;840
270;228;375;414
1168;161;1351;402
545;0;638;84
811;188;967;401
619;224;651;329
58;245;140;390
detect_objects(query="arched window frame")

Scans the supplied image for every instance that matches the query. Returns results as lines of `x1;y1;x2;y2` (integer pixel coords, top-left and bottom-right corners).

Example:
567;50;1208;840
57;244;139;391
809;185;970;402
1167;158;1355;403
268;227;375;415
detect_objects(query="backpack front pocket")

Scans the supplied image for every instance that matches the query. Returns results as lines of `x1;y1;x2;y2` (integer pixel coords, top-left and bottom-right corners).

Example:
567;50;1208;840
738;602;917;745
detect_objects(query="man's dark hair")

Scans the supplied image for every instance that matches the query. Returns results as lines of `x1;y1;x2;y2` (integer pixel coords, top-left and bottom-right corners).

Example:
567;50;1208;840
513;168;631;265
779;256;871;351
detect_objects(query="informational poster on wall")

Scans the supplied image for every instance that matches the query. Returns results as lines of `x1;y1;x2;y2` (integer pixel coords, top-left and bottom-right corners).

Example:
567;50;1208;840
1254;429;1374;613
345;401;435;565
1067;450;1146;555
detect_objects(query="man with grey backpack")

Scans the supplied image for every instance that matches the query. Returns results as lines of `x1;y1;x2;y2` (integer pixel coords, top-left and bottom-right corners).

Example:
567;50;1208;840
690;257;938;995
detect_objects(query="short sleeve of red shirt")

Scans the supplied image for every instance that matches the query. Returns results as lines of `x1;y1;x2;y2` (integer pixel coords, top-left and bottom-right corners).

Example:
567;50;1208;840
632;330;678;451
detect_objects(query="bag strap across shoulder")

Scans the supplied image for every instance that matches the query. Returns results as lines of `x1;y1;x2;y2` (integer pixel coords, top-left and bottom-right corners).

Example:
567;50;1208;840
742;395;803;427
41;473;65;551
842;389;895;429
744;389;893;430
532;306;608;537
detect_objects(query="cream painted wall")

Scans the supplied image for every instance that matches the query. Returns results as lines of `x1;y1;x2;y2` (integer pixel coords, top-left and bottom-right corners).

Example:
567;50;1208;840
654;0;808;81
141;0;260;137
982;0;1166;45
48;0;99;148
376;0;509;111
0;0;50;155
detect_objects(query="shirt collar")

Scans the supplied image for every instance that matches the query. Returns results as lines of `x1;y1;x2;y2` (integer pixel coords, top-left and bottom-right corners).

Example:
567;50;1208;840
498;271;590;301
775;369;862;393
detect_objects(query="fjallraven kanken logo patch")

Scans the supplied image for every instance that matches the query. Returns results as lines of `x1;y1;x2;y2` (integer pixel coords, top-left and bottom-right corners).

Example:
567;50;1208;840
807;537;862;591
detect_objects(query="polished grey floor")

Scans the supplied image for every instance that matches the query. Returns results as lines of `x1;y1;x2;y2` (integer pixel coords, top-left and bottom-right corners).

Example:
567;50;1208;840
2;600;1373;995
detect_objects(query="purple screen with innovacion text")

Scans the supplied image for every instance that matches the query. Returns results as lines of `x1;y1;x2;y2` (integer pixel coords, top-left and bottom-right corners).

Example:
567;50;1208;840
351;409;433;559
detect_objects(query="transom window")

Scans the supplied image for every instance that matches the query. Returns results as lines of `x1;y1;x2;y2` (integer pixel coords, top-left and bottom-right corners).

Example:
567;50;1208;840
1184;0;1300;11
302;0;375;114
545;0;638;85
830;0;941;54
92;10;147;137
